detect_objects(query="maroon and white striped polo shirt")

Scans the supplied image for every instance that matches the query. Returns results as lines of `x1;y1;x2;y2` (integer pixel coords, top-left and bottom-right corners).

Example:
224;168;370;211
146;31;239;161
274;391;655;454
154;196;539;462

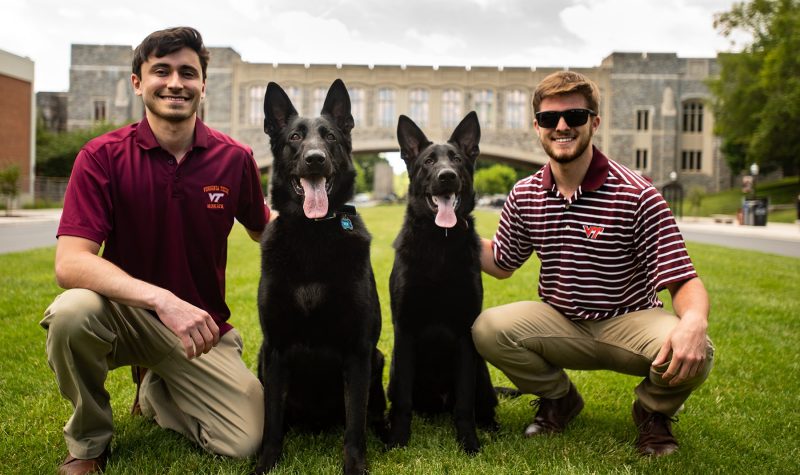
492;146;697;321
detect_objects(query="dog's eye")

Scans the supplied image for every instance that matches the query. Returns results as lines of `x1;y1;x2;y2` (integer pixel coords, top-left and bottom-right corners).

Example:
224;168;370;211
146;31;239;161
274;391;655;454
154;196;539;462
424;157;435;165
325;133;336;142
452;155;462;163
289;133;302;141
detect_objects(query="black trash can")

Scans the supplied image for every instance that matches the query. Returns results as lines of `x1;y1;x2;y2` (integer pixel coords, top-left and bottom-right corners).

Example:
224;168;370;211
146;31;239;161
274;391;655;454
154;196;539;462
743;198;768;226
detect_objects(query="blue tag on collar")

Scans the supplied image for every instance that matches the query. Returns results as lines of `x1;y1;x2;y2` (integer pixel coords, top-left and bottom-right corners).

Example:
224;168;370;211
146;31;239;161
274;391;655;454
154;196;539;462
340;215;353;231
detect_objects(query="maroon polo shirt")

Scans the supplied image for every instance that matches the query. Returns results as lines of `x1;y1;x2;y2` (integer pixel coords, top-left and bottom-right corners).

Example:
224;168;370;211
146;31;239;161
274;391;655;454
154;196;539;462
492;146;697;321
58;117;267;334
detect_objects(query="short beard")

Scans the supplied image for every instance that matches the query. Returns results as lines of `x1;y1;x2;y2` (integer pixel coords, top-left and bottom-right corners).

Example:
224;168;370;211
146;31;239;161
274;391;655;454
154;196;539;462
542;129;593;164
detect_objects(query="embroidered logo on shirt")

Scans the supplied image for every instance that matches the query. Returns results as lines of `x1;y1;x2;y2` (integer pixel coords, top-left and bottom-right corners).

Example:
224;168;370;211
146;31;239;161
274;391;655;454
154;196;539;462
583;225;604;239
203;185;229;209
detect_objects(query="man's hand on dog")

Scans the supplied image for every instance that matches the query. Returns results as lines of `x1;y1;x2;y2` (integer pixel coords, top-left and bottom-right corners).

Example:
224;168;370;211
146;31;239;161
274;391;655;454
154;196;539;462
155;292;220;359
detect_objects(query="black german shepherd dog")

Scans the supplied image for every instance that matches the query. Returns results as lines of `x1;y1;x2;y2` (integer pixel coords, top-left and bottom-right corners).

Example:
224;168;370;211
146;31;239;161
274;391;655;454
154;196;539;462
387;112;498;454
255;79;386;475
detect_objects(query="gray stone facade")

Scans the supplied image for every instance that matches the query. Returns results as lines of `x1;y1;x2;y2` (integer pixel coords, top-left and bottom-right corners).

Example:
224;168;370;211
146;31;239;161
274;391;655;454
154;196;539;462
61;45;731;192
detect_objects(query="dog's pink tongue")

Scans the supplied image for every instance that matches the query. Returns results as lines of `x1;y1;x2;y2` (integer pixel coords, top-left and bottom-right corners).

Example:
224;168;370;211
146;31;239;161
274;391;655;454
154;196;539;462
433;193;457;228
300;177;329;219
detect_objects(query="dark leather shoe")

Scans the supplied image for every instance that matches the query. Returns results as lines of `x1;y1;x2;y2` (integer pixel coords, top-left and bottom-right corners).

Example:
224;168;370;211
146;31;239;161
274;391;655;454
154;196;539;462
524;382;584;436
57;446;109;475
131;365;148;416
632;400;679;456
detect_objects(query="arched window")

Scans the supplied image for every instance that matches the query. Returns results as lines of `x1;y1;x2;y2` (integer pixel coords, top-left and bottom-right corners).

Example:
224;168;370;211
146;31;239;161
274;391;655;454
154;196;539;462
441;89;463;129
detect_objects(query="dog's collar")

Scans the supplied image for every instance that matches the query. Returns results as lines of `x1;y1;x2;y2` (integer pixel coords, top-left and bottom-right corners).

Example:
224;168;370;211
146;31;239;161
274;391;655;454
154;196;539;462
313;204;357;230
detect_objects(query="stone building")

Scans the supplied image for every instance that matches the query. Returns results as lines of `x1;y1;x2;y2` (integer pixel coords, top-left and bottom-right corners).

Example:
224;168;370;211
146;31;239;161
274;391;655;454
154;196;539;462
0;48;35;204
60;44;731;192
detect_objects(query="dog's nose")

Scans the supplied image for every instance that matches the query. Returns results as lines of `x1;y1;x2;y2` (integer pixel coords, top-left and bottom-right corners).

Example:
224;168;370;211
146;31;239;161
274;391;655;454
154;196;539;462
304;151;326;166
438;169;457;183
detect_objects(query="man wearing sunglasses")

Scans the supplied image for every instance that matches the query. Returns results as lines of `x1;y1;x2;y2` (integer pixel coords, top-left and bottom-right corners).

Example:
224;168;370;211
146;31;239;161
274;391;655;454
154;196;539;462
472;71;714;457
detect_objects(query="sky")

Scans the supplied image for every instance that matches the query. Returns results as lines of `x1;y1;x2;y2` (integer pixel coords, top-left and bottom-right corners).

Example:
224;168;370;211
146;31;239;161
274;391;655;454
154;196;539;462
1;0;750;93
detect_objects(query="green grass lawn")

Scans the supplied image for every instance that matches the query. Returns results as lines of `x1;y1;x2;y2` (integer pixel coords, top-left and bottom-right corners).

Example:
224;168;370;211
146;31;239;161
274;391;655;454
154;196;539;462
1;204;799;474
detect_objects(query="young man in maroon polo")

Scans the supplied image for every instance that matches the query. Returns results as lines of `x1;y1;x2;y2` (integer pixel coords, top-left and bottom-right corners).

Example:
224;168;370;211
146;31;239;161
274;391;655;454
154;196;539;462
41;27;269;475
472;71;714;457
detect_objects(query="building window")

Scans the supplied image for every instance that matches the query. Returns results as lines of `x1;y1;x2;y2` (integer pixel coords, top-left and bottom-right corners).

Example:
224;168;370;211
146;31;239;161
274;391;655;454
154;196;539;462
441;89;463;129
349;87;366;126
377;88;395;128
681;150;703;171
247;85;266;125
472;89;494;128
636;109;649;131
682;101;703;133
285;86;303;112
505;90;527;129
312;87;327;115
635;149;649;170
93;100;107;122
408;88;429;126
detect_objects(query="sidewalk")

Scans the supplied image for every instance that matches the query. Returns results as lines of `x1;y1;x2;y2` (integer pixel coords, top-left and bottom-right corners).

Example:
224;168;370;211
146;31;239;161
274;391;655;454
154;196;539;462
0;208;62;225
676;216;800;242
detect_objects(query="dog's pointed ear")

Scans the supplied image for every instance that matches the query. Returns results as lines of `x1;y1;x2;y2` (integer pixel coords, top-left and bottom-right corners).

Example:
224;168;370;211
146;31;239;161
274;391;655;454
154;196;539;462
264;82;298;138
397;115;431;164
449;111;481;163
321;79;354;135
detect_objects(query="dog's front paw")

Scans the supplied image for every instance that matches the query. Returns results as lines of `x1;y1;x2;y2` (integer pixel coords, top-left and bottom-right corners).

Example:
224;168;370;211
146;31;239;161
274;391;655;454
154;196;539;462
459;433;481;455
254;447;281;474
386;429;410;450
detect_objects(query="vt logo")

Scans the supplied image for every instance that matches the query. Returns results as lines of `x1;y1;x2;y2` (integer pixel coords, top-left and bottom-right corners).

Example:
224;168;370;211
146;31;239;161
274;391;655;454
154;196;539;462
583;225;604;239
203;185;230;209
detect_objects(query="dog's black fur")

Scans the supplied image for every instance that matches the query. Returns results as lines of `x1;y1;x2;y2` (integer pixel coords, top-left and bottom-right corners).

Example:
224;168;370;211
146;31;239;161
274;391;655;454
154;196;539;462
387;112;498;454
255;79;386;475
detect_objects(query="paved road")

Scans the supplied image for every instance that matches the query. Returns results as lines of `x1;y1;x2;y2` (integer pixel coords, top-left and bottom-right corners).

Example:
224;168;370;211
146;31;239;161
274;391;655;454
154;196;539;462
676;218;800;258
0;220;58;254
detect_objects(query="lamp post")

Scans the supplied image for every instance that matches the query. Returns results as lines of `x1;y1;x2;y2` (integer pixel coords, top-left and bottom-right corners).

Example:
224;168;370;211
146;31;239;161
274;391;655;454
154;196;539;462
749;163;759;198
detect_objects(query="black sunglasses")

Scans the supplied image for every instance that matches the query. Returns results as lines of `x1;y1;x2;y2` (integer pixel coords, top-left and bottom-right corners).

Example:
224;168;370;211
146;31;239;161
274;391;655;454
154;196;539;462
535;108;596;128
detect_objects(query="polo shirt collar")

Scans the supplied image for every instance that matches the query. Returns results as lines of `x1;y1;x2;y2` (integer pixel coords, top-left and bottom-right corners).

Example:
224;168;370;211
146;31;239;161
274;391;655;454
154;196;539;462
135;116;210;151
541;145;610;192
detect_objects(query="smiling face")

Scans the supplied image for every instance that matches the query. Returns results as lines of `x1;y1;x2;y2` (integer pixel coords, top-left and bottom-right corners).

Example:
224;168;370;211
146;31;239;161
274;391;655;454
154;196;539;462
535;93;599;165
131;47;205;124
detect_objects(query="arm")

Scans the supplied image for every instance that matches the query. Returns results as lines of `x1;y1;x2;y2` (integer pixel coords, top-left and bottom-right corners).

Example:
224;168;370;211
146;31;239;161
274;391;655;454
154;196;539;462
480;238;514;280
652;277;710;385
54;235;219;359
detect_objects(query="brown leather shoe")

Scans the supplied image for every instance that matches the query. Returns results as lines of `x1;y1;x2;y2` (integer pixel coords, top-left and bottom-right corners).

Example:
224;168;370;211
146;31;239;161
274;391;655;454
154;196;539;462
632;400;679;456
57;446;109;475
524;382;584;436
131;365;148;416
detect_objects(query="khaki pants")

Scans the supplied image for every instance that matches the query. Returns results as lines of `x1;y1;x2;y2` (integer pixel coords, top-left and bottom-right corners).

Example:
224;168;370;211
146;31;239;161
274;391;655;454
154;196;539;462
472;301;714;416
41;289;263;460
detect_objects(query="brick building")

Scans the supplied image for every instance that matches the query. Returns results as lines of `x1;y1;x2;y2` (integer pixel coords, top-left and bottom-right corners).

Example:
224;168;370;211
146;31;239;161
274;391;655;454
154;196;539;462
0;48;35;204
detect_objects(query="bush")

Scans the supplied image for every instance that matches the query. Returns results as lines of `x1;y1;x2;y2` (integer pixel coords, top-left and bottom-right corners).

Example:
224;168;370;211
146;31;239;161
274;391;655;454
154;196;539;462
36;121;119;177
0;164;21;216
474;164;517;195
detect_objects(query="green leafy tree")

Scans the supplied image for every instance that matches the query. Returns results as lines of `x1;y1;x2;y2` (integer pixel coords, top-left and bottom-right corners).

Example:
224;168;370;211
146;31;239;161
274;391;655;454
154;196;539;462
474;164;518;195
0;164;21;216
710;0;800;175
352;152;389;193
36;121;119;177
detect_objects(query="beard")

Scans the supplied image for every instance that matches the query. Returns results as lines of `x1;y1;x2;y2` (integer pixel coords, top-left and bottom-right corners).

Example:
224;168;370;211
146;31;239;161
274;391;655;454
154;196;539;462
541;128;593;164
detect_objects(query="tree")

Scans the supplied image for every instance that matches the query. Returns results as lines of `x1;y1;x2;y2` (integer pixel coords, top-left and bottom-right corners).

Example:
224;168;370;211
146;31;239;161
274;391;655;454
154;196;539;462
474;164;518;196
352;152;389;193
36;121;119;177
710;0;800;175
0;164;21;216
